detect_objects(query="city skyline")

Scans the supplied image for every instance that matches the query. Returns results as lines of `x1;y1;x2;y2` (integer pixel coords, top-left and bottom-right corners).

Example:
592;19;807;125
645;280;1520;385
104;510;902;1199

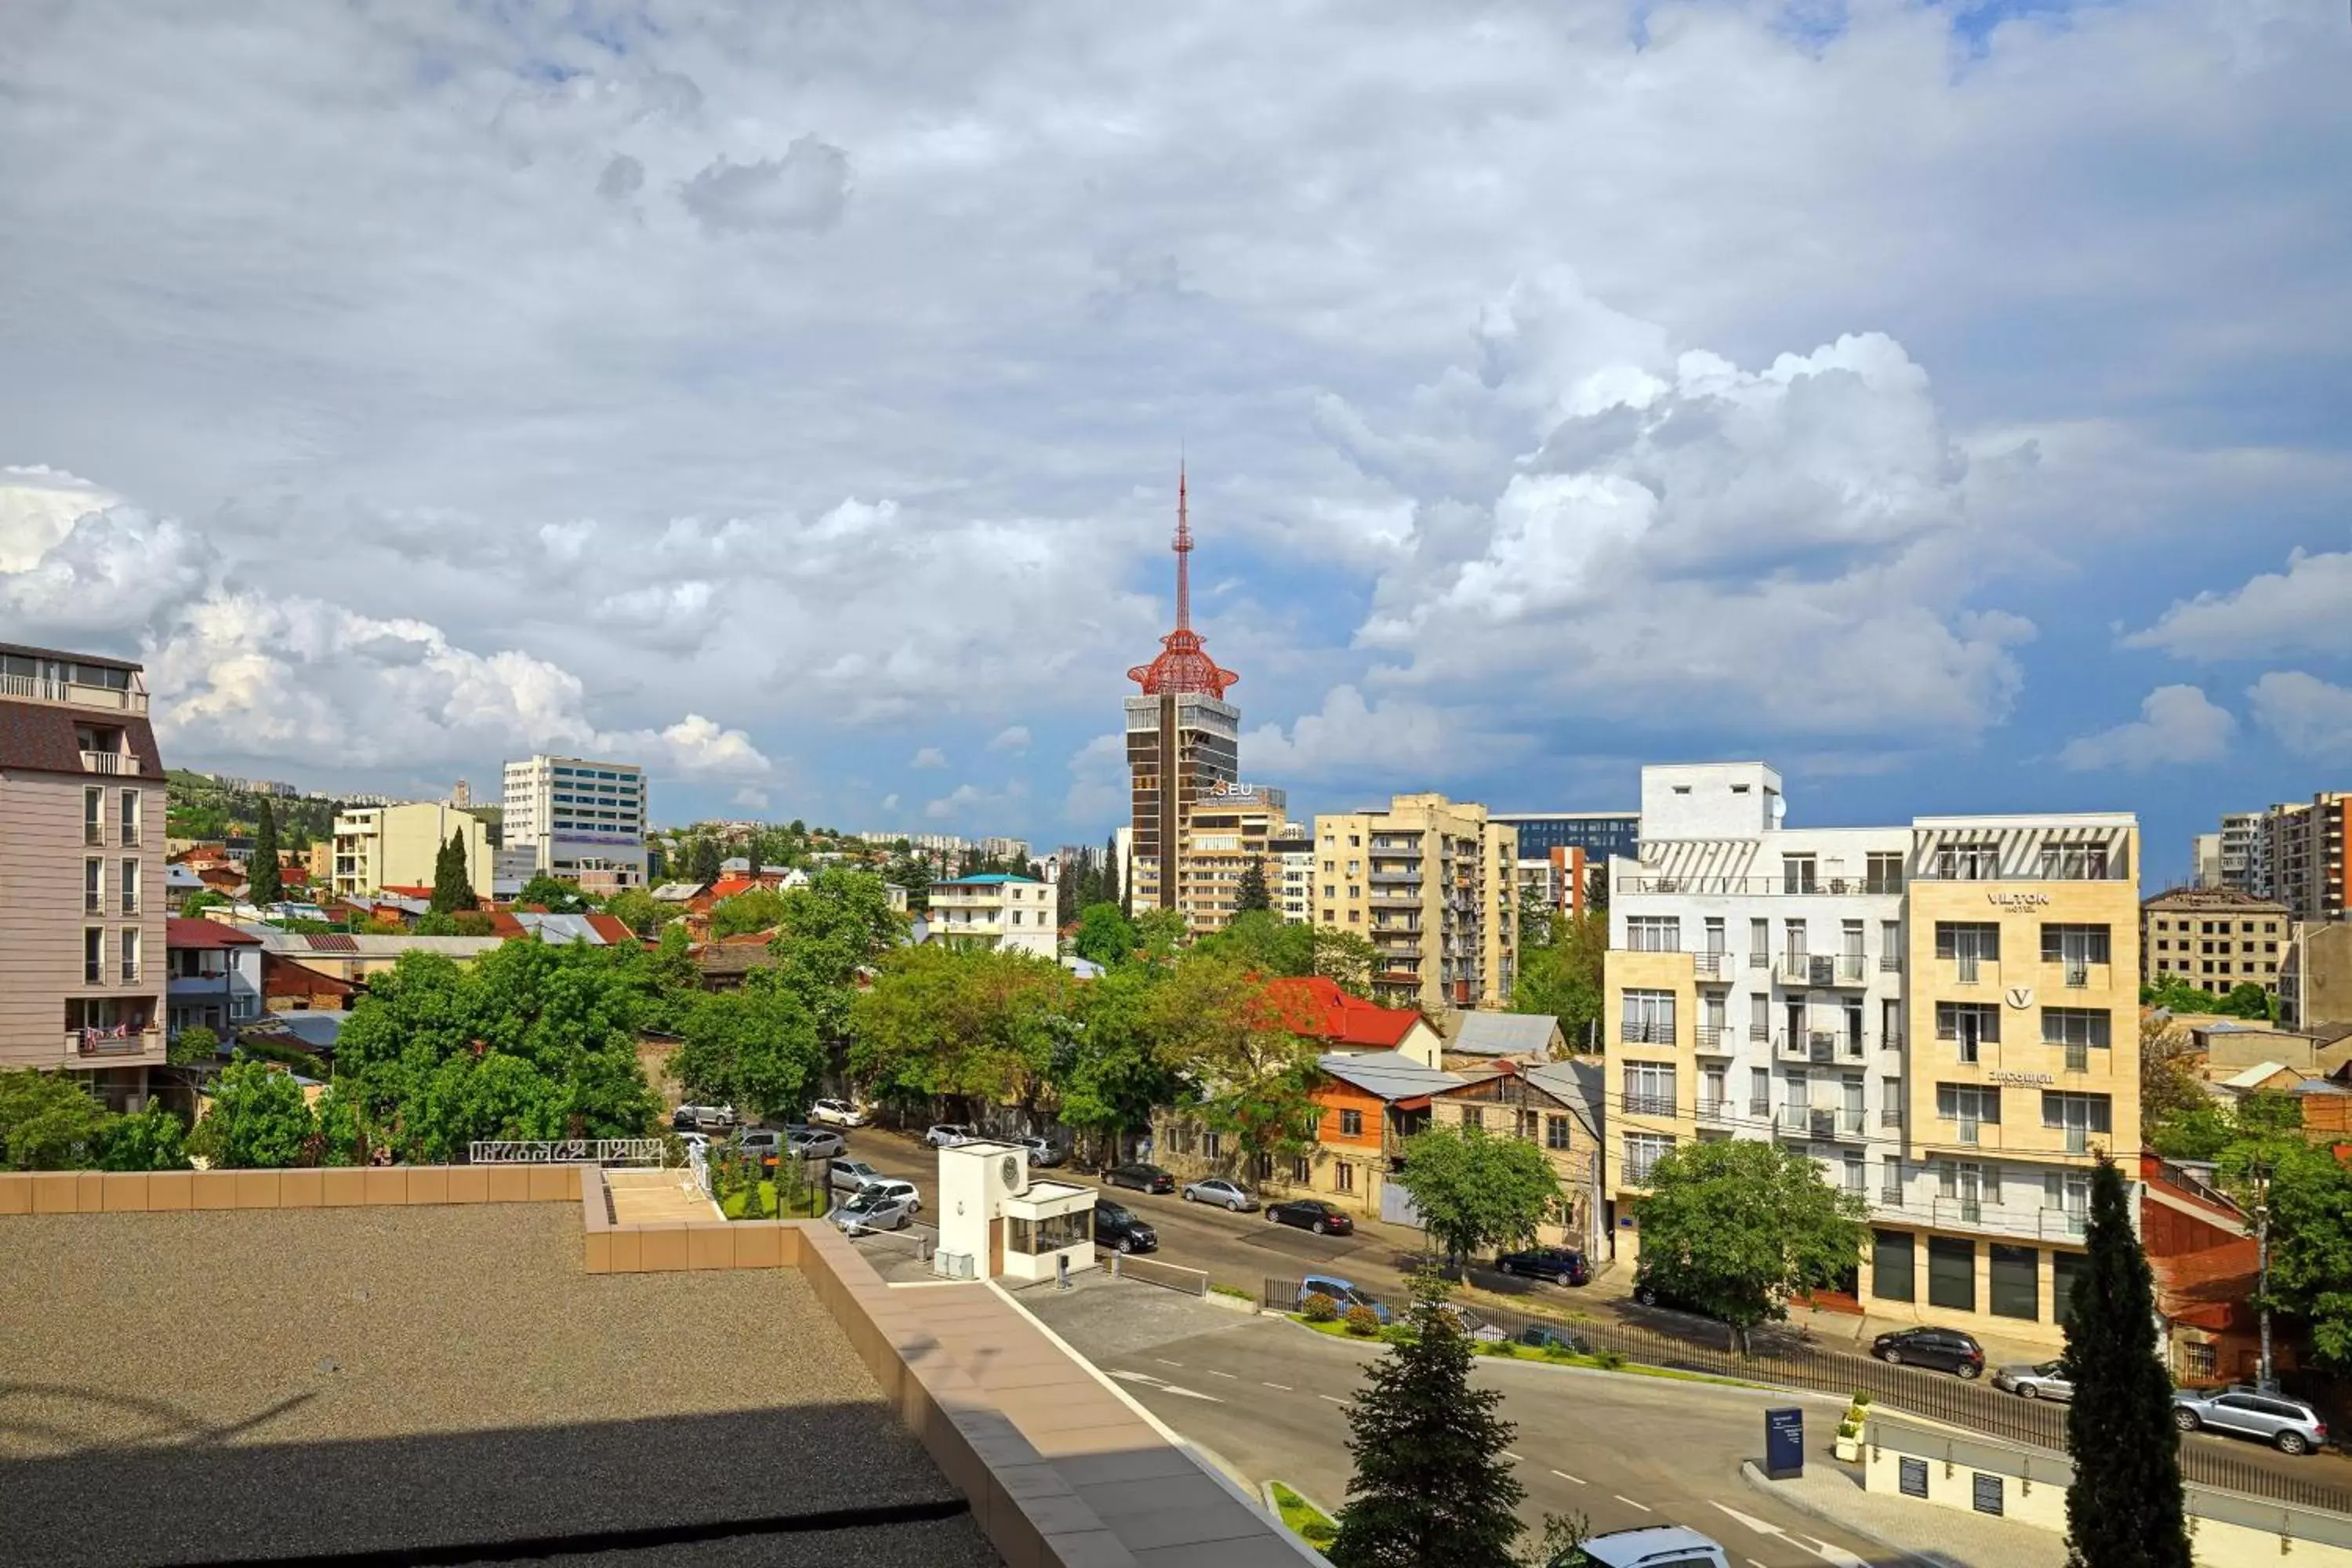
0;3;2345;882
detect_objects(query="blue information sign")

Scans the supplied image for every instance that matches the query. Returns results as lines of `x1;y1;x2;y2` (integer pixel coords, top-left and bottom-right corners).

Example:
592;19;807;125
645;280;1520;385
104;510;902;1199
1765;1406;1804;1479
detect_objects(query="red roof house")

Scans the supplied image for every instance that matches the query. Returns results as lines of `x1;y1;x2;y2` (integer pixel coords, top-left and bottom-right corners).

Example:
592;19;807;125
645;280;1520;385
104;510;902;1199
1262;976;1444;1069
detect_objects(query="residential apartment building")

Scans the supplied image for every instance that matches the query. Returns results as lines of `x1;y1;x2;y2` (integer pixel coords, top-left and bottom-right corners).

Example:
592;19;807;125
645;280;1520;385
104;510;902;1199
1313;794;1517;1013
1174;781;1290;934
2218;812;2256;891
0;643;167;1107
2190;833;2222;890
1277;835;1315;924
2143;887;2289;1000
165;917;262;1040
501;754;649;888
924;873;1058;960
1493;811;1640;922
2227;794;2352;921
330;801;494;901
1603;763;2141;1347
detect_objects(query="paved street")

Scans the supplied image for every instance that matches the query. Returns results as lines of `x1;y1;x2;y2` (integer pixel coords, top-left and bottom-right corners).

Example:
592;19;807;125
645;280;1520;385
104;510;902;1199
1019;1274;1891;1566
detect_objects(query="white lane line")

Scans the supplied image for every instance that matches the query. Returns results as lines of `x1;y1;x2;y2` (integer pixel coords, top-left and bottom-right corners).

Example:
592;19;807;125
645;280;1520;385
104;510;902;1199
1105;1369;1225;1403
1614;1494;1652;1512
1261;1381;1293;1391
1550;1469;1585;1486
1711;1504;1786;1540
1748;1559;1768;1568
1205;1370;1237;1379
1501;1450;1523;1461
1319;1394;1350;1405
1154;1359;1184;1367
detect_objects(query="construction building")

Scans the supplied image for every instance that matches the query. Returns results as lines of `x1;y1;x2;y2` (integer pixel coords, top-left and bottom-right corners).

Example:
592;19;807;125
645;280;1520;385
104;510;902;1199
1312;793;1518;1013
2142;885;2291;1000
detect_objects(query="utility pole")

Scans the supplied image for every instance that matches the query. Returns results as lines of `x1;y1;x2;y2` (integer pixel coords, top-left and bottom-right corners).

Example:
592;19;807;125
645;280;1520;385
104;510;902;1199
2252;1158;2276;1393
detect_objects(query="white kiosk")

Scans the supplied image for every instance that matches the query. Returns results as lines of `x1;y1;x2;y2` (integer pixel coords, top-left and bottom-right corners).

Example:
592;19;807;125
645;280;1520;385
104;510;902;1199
935;1140;1097;1283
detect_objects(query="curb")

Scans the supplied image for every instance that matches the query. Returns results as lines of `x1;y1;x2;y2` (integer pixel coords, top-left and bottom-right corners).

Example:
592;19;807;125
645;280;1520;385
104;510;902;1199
1259;1479;1340;1548
1737;1461;1944;1568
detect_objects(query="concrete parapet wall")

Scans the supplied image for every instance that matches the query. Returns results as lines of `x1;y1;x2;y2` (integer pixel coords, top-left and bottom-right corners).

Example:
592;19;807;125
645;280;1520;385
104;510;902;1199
0;1162;581;1215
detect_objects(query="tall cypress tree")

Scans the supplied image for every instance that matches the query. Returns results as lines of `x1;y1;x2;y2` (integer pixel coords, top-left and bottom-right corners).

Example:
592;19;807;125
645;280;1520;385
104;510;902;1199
2063;1157;2190;1568
1235;856;1272;913
1329;1276;1525;1567
247;798;284;907
431;829;478;913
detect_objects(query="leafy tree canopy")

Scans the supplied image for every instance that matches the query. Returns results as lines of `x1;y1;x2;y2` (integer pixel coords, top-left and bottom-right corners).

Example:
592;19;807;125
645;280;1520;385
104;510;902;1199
670;986;824;1120
1394;1123;1565;1266
168;1025;220;1069
1071;902;1141;970
2140;975;2273;1020
180;890;230;919
1052;961;1184;1156
1633;1139;1868;1343
0;1069;114;1170
247;798;285;907
709;886;786;938
1149;952;1323;1166
1234;856;1272;914
514;873;592;913
849;943;1073;1111
1510;908;1606;1048
192;1055;316;1169
769;869;909;1040
601;888;677;935
430;829;479;914
101;1102;191;1171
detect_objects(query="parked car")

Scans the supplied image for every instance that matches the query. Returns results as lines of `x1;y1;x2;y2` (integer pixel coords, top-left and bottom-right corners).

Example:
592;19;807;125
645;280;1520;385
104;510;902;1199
1495;1246;1588;1287
1011;1134;1066;1168
1300;1272;1388;1324
832;1187;916;1235
808;1098;869;1128
1436;1303;1508;1343
1628;1265;1712;1317
1180;1178;1258;1212
1266;1198;1353;1236
856;1177;920;1212
827;1158;889;1194
2172;1387;2329;1455
925;1123;978;1148
736;1129;782;1171
1093;1200;1158;1254
1560;1526;1731;1568
786;1129;847;1160
1103;1162;1175;1194
1871;1327;1987;1379
1516;1323;1590;1355
1993;1359;2075;1402
675;1103;738;1133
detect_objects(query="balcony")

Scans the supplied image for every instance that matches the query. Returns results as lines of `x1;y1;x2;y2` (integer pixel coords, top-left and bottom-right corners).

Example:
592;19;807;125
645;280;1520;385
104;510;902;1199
68;1025;162;1059
1776;953;1869;988
1692;951;1733;981
80;749;140;775
1748;1096;1771;1119
1880;1105;1904;1128
0;670;147;714
1880;954;1903;973
1777;1105;1809;1136
1619;1091;1677;1118
1368;871;1421;887
1620;1021;1678;1047
1613;875;1904;898
1696;1095;1733;1121
1694;1025;1733;1054
1878;1185;1905;1207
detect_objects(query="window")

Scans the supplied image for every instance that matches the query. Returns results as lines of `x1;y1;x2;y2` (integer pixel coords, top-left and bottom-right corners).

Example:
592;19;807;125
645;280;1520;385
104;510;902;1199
1334;1163;1355;1194
1865;852;1904;895
1339;1109;1364;1138
1545;1115;1571;1151
1936;1002;2000;1061
1202;1131;1221;1160
119;859;139;916
1290;1156;1312;1184
1782;855;1818;894
1008;1207;1091;1254
1624;1133;1674;1185
1928;1236;1976;1312
119;789;140;846
1749;1066;1770;1116
1749;917;1769;963
1879;920;1902;969
2040;924;2111;973
1873;1229;1915;1301
1462;1107;1484;1131
1623;1062;1675;1116
1936;1083;2002;1136
85;927;104;985
1625;916;1680;952
1935;922;2001;963
2041;1009;2111;1049
2042;1169;2090;1216
1990;1243;2039;1321
1621;989;1675;1044
1749;993;1770;1040
85;858;103;916
2037;843;2110;880
85;786;103;846
2183;1341;2218;1378
1934;840;1998;880
1702;916;1726;953
2042;1092;2112;1152
1882;1076;1904;1126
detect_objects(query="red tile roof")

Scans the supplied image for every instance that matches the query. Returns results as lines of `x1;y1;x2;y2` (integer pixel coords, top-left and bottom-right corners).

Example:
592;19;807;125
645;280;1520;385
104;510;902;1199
708;876;760;901
1262;976;1429;1049
382;885;434;900
583;913;637;946
261;952;359;999
166;916;261;949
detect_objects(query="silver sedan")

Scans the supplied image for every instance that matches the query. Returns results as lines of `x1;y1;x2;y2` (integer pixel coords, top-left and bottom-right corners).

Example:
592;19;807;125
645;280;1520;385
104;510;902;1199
1181;1178;1259;1212
1993;1359;2075;1401
831;1188;916;1235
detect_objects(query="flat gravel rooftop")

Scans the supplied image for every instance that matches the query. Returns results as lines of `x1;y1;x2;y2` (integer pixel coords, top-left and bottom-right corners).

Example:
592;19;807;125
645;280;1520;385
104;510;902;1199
0;1204;996;1567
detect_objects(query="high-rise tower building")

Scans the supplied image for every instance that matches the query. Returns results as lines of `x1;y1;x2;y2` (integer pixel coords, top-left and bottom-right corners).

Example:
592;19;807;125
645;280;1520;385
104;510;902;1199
1124;469;1240;912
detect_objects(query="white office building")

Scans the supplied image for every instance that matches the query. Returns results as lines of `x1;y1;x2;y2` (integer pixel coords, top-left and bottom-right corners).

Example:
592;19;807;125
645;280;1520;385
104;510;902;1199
500;755;650;888
925;873;1058;960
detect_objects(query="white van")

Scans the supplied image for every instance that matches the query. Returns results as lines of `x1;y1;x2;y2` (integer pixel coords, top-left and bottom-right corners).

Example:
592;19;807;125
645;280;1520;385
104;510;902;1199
1560;1526;1730;1568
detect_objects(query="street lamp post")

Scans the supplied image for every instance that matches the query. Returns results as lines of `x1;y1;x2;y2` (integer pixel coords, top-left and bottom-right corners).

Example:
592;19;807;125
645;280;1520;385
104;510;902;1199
2252;1159;2276;1394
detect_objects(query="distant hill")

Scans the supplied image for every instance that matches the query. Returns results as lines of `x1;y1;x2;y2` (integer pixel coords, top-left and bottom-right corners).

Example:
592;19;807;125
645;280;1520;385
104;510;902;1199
165;769;339;851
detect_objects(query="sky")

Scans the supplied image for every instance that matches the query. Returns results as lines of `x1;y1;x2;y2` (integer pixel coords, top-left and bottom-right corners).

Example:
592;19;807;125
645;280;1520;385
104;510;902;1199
1;0;2346;886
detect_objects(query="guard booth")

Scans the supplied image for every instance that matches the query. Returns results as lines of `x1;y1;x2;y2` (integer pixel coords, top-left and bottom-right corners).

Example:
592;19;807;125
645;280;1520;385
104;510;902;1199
935;1140;1097;1283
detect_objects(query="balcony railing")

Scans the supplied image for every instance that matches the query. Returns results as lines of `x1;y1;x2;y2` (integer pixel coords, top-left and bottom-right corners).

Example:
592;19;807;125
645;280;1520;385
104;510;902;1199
1881;1032;1904;1051
1880;1106;1904;1127
2063;1042;2089;1073
2063;1127;2090;1155
1619;1092;1676;1118
1614;875;1904;898
1621;1022;1677;1046
80;750;140;775
1777;1105;1809;1135
1879;1185;1905;1207
1692;951;1733;980
84;823;105;847
2063;961;2090;989
1880;954;1903;972
1748;1023;1769;1042
1695;1025;1733;1053
70;1025;159;1058
1748;1096;1771;1119
1696;1096;1731;1120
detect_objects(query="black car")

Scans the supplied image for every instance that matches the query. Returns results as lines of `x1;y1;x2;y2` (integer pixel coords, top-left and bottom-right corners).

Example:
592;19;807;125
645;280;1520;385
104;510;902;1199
1104;1162;1175;1194
1872;1327;1986;1379
1265;1199;1354;1236
1628;1264;1707;1315
1495;1247;1588;1287
1517;1323;1589;1354
1094;1200;1158;1254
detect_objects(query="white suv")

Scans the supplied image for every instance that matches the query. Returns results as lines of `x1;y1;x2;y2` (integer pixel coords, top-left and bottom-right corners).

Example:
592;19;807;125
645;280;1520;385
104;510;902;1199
925;1123;977;1148
809;1098;869;1128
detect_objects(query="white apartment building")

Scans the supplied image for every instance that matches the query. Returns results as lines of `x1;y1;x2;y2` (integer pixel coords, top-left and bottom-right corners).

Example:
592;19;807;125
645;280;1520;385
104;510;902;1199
501;755;649;888
1277;826;1315;924
1605;763;2141;1348
924;873;1058;960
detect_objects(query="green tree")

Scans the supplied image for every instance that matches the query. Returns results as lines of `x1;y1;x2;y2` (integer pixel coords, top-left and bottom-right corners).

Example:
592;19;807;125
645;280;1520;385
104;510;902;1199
2218;981;2276;1021
1312;927;1378;998
1392;1123;1564;1269
430;829;478;913
1072;902;1141;970
313;1081;366;1165
1510;908;1606;1050
1150;953;1323;1173
710;886;787;938
849;944;1073;1113
2138;1014;2207;1143
168;1025;220;1069
180;890;230;919
2063;1157;2190;1568
670;986;825;1121
452;909;496;936
1632;1140;1868;1349
515;873;590;913
247;798;284;906
771;869;910;1042
101;1102;191;1171
0;1069;114;1169
1054;962;1184;1163
685;836;724;885
194;1056;317;1168
1235;856;1272;914
1329;1273;1526;1568
414;912;459;935
2220;1120;2352;1370
1197;909;1312;976
602;888;673;935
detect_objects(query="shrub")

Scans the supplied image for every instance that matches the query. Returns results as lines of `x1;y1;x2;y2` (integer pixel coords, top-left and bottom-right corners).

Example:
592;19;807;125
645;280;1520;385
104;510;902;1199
1592;1346;1626;1370
1301;1292;1340;1323
1381;1323;1419;1346
1301;1520;1335;1546
1344;1304;1381;1337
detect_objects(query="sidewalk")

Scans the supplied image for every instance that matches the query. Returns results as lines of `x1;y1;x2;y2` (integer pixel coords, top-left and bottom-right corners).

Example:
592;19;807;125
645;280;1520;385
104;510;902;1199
1742;1458;2067;1568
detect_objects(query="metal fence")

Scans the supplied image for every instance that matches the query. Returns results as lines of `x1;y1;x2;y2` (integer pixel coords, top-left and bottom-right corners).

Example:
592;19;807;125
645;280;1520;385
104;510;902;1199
1112;1254;1207;1298
1258;1276;2352;1517
466;1138;666;1165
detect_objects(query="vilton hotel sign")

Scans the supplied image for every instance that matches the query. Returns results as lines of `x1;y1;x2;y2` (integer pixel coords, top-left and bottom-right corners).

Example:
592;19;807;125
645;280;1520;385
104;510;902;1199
1987;891;2050;910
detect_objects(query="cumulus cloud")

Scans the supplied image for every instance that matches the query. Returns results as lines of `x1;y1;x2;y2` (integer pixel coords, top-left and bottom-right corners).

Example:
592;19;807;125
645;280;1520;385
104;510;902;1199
732;785;771;810
2057;685;2236;771
597;154;645;202
2127;547;2352;661
925;783;982;820
2248;671;2352;758
681;138;851;234
987;725;1031;754
1242;685;1492;783
910;746;948;769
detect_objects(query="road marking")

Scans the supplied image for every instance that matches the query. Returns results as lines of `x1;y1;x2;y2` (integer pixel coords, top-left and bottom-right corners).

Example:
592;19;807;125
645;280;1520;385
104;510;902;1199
1501;1450;1523;1462
1205;1370;1237;1379
1748;1559;1768;1568
1319;1394;1350;1405
1154;1359;1184;1367
1261;1381;1292;1391
1613;1495;1651;1512
1711;1504;1786;1539
1550;1469;1584;1486
1105;1369;1225;1403
1796;1537;1868;1567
